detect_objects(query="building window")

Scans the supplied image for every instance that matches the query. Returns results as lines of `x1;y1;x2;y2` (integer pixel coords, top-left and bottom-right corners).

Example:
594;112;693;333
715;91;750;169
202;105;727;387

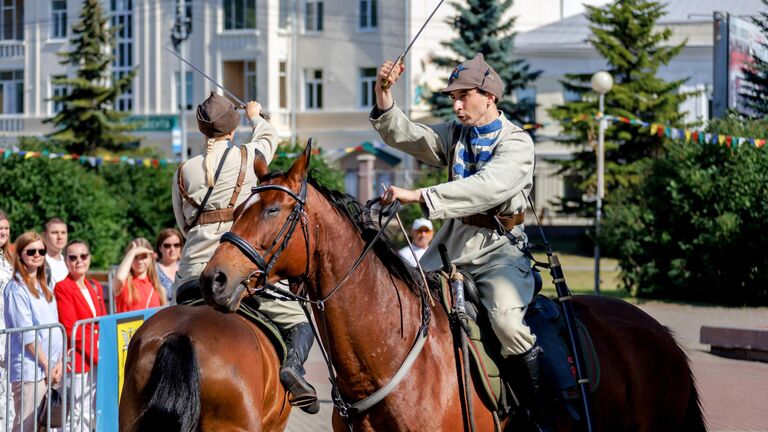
112;0;133;112
279;0;290;29
51;0;67;39
279;61;287;109
304;69;322;110
245;61;257;101
359;67;376;108
0;0;23;41
0;70;23;114
304;0;323;32
175;71;193;110
223;0;255;31
515;87;536;124
359;0;377;29
51;76;67;114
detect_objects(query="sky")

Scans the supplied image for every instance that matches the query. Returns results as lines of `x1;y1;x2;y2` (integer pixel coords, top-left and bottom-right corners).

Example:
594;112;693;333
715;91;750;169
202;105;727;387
563;0;613;18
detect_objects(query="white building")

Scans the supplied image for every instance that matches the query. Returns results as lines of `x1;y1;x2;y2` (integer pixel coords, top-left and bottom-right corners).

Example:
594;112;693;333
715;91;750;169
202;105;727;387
514;0;765;224
0;0;568;202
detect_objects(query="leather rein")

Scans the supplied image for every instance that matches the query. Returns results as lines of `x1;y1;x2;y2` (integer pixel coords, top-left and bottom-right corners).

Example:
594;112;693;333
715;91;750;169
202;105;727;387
220;175;432;419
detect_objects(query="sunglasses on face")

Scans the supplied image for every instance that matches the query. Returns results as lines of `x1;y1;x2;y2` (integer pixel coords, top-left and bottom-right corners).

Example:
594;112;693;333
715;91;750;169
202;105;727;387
415;228;432;234
162;243;181;249
24;248;47;257
67;253;90;262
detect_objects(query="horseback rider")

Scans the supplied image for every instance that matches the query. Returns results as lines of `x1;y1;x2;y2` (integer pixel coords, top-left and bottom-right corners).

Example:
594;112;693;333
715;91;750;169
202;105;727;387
371;54;553;430
171;92;319;414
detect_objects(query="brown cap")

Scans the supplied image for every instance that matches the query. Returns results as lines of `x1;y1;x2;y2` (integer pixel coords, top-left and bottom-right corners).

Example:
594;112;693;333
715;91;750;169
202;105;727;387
196;92;240;138
440;53;504;101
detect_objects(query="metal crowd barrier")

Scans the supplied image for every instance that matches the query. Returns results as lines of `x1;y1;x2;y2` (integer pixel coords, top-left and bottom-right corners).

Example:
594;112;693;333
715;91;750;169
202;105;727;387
0;322;67;432
66;317;101;432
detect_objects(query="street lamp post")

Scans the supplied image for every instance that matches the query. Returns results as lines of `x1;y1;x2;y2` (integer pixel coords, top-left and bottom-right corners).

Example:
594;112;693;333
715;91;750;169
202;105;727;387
591;71;613;296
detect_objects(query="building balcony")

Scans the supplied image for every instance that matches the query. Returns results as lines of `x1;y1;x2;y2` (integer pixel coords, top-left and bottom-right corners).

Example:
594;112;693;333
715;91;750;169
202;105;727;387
0;114;24;132
0;41;24;60
216;30;260;52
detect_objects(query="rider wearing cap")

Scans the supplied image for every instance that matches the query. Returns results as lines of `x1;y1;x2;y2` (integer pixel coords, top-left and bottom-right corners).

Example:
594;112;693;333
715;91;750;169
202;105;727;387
171;92;319;414
370;54;552;430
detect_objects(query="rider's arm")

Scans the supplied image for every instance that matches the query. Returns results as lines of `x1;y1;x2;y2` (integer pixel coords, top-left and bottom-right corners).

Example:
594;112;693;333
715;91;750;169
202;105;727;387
419;131;534;219
171;168;188;237
242;101;278;163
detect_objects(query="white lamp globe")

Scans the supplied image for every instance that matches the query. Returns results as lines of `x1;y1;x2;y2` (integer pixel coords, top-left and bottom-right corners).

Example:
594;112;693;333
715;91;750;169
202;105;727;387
591;71;614;95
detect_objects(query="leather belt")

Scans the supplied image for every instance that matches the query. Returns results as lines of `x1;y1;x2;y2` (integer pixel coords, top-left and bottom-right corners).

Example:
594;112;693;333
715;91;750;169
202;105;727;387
461;212;525;230
197;208;235;225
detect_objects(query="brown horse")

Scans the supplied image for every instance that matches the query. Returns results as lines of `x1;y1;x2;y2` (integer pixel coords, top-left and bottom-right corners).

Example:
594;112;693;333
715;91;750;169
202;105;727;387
118;305;291;431
201;146;706;431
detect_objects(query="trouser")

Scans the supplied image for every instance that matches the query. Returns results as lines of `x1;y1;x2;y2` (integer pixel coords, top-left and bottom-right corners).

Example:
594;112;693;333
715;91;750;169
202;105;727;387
11;380;46;432
468;255;537;357
257;281;309;330
0;356;16;430
69;372;95;431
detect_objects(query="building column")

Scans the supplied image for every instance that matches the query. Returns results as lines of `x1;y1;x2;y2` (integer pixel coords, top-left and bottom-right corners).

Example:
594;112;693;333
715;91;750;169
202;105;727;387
356;154;376;203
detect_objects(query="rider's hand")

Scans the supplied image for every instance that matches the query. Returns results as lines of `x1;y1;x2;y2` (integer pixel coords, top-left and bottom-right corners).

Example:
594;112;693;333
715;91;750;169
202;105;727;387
380;185;423;205
375;61;405;111
246;101;262;121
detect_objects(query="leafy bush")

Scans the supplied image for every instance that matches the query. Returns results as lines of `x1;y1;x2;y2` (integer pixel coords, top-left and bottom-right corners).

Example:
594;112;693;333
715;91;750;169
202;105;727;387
601;118;768;304
0;156;126;268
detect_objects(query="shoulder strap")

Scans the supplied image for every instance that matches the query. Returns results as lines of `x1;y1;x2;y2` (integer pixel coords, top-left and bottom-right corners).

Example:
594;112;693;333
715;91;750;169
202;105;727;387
228;146;248;208
189;145;234;229
447;121;462;182
176;161;199;208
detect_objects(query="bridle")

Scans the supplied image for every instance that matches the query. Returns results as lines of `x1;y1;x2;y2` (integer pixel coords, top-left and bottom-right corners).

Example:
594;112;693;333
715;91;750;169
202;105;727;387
218;171;432;421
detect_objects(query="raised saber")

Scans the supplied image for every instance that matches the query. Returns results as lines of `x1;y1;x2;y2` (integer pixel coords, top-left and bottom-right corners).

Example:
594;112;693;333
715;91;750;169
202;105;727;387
165;47;270;120
381;0;447;89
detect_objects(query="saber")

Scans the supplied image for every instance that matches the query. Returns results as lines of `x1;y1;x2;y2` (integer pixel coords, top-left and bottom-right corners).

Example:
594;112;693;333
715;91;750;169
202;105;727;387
381;0;447;89
165;47;270;120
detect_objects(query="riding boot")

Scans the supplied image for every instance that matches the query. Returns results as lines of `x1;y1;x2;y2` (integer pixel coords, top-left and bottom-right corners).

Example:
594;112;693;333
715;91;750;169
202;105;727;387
280;322;320;414
514;344;556;432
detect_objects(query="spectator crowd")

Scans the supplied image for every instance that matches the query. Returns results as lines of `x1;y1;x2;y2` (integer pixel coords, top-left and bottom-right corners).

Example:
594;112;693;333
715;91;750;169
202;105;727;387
0;210;181;431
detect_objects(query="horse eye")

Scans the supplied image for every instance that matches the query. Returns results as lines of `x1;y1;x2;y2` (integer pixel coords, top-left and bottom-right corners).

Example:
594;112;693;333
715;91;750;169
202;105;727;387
265;206;280;215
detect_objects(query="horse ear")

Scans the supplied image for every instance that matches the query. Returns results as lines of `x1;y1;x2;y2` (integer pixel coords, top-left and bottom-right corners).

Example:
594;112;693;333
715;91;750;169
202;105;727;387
287;138;312;183
254;150;269;180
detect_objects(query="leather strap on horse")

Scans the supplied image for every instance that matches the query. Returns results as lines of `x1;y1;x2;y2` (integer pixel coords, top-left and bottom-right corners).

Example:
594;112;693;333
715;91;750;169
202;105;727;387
177;145;247;230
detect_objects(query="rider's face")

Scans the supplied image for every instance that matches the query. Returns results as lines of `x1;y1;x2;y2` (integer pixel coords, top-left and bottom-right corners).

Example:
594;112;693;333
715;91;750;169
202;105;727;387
449;88;497;126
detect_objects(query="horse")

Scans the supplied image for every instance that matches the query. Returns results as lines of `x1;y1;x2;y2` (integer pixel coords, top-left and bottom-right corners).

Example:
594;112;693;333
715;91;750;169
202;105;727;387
201;145;706;431
118;305;291;432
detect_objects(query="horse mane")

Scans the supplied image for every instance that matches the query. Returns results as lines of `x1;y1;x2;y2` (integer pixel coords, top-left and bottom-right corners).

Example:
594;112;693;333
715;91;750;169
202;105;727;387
306;174;424;293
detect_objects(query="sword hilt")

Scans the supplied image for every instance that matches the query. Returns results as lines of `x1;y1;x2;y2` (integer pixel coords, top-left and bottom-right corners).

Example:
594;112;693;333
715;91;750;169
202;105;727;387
381;57;405;90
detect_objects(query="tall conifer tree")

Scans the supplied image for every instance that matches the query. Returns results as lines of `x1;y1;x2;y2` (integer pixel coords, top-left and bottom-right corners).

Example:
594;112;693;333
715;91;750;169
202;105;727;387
547;0;691;216
740;0;768;117
45;0;136;155
428;0;540;122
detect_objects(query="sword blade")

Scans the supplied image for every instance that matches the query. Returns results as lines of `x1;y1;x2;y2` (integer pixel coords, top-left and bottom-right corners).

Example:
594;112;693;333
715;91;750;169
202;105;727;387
166;47;271;121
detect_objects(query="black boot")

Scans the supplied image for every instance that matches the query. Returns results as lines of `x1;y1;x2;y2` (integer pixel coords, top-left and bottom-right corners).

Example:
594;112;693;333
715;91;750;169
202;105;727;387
280;323;320;414
515;345;556;432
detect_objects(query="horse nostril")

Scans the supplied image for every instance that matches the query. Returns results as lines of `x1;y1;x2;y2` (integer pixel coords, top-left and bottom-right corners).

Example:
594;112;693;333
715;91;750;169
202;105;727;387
212;271;228;294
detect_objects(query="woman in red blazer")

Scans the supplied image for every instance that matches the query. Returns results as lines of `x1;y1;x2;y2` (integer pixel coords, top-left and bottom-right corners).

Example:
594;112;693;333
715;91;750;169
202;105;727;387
54;240;106;431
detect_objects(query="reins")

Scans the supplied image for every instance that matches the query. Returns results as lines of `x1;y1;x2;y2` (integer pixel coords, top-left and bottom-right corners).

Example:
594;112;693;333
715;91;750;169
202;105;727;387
220;175;433;422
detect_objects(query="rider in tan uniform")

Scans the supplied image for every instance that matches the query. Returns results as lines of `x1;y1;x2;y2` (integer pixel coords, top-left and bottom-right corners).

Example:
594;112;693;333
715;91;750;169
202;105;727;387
371;55;552;430
171;92;319;414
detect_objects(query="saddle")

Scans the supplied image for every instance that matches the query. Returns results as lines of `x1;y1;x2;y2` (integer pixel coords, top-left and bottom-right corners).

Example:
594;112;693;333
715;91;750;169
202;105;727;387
175;279;288;362
430;270;600;418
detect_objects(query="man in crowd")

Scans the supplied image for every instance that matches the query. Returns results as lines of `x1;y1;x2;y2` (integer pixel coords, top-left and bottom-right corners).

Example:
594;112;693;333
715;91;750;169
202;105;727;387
44;217;69;285
398;218;434;267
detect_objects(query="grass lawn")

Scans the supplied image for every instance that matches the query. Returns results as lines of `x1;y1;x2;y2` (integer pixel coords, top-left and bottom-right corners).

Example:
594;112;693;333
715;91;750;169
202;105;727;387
531;251;630;300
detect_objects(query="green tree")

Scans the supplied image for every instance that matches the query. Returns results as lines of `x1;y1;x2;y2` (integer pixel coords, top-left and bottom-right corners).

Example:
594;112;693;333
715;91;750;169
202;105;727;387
0;156;127;268
45;0;136;155
601;116;768;304
548;0;691;216
427;0;540;122
740;0;768;117
269;141;345;192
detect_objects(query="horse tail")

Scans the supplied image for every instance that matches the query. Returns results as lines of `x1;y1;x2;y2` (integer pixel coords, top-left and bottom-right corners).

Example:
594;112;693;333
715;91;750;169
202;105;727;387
682;361;707;431
132;333;202;432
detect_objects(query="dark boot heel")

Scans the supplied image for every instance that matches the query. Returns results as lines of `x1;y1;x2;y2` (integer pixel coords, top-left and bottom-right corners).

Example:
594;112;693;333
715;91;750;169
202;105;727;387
280;322;320;414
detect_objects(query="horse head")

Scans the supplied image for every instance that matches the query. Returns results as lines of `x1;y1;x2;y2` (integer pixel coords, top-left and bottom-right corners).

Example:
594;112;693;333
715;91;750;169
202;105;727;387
201;143;313;312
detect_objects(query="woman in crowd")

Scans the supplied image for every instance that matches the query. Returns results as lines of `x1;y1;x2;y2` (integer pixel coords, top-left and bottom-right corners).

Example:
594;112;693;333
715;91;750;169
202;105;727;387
154;228;183;302
3;231;63;432
114;238;167;312
0;210;15;428
55;240;106;430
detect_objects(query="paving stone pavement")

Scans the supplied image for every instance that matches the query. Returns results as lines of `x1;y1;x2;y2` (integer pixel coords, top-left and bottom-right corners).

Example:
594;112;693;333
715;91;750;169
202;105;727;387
285;301;768;431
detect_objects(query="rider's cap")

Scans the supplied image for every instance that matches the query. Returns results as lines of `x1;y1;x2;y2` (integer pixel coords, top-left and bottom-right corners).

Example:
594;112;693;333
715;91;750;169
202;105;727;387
440;53;504;101
196;92;240;138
